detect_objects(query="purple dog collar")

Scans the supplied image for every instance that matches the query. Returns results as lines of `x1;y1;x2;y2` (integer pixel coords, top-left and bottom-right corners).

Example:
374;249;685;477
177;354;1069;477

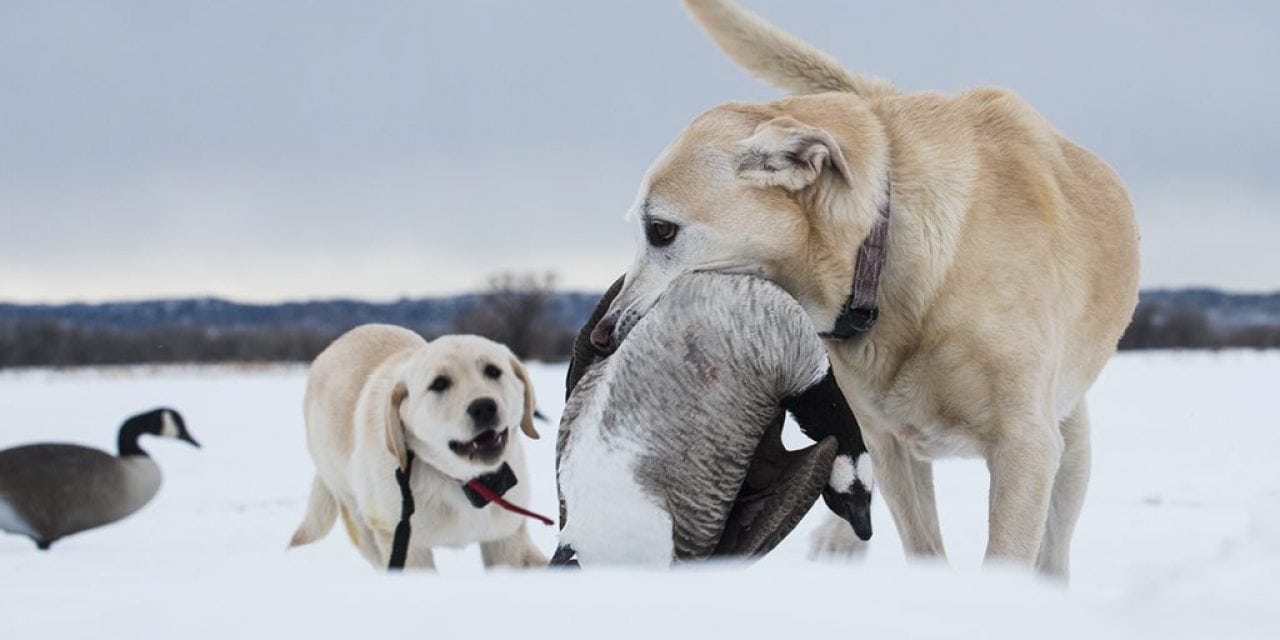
822;179;891;340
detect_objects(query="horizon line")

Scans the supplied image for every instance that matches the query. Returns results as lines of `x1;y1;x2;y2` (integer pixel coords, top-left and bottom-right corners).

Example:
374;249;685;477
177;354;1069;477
2;284;1280;308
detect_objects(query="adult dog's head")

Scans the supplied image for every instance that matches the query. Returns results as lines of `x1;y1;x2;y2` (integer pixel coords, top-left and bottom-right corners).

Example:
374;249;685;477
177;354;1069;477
384;335;538;479
589;98;890;352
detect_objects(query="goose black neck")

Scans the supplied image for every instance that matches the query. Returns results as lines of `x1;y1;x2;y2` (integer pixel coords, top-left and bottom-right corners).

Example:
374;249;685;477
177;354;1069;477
118;418;152;458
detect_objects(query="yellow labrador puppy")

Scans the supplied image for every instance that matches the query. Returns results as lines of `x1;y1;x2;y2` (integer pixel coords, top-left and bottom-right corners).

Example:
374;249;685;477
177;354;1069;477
290;325;547;570
588;0;1140;579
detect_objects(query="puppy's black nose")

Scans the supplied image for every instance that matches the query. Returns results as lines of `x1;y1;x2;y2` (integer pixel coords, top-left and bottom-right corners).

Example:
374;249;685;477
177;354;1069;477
467;397;498;428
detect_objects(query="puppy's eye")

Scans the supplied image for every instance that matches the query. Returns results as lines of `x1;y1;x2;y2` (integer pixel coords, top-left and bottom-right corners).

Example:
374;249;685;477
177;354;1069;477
646;219;679;247
428;376;451;392
483;364;502;380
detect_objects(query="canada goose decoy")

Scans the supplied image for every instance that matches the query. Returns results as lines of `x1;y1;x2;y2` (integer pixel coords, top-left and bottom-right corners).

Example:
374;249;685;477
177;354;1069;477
0;408;199;550
555;273;873;567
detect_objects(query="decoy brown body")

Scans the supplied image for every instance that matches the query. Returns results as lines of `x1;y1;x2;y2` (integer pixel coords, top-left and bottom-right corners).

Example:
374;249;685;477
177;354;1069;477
0;408;198;550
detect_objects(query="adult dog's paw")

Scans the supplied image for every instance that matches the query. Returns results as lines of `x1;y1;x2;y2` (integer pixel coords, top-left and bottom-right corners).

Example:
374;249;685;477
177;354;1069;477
808;514;870;562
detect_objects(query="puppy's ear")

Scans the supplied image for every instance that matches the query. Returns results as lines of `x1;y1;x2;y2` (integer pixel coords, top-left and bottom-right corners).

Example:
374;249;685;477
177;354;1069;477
384;381;410;469
736;116;853;191
510;358;540;439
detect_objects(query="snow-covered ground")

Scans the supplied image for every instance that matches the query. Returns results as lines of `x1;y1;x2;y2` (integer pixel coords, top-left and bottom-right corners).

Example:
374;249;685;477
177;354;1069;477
1;352;1277;638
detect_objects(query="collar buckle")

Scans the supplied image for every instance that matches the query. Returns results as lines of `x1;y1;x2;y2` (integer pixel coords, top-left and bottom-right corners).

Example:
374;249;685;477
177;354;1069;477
821;306;879;340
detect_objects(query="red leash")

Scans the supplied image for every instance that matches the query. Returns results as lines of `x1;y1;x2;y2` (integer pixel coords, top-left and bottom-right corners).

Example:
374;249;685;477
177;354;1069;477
465;479;555;526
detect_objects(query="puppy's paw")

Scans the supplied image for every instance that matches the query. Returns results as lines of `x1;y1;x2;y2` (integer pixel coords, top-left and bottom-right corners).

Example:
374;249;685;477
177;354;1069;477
521;548;550;568
808;514;870;562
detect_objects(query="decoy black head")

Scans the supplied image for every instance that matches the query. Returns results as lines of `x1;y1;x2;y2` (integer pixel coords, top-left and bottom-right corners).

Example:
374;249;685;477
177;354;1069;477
118;408;198;457
139;408;198;447
821;453;873;541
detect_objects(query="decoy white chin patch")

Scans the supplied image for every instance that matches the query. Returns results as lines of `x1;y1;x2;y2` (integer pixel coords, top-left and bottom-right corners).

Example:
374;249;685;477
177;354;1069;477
854;453;874;491
830;453;874;493
829;454;856;492
160;411;179;438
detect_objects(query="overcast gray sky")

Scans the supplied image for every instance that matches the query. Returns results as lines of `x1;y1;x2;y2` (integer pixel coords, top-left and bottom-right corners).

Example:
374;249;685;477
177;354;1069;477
2;0;1277;303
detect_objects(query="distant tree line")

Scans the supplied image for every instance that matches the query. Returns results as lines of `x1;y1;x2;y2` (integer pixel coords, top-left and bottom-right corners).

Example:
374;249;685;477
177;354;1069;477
0;272;578;369
1118;304;1280;350
0;322;341;368
1;280;1277;369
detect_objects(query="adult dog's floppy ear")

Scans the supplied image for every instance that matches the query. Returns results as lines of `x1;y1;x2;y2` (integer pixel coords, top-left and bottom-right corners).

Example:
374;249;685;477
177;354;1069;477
736;116;854;191
384;382;410;469
510;358;540;439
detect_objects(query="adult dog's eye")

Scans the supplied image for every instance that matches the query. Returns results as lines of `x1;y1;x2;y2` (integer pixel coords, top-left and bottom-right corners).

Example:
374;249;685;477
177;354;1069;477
646;219;679;247
428;376;451;392
483;364;502;380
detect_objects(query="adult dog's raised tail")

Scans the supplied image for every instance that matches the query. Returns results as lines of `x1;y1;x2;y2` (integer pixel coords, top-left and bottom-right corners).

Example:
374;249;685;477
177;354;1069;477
682;0;896;98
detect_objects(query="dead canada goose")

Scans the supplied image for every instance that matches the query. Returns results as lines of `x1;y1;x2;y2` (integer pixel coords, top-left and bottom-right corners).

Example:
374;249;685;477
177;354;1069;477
556;273;872;566
0;408;199;550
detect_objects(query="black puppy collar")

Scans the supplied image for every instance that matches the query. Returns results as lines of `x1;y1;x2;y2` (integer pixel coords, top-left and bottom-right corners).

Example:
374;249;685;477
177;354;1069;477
462;462;519;508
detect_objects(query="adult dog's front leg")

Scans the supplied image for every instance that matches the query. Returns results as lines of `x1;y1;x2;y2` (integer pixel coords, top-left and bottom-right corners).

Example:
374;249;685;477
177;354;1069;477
984;424;1062;566
865;430;946;559
480;524;548;569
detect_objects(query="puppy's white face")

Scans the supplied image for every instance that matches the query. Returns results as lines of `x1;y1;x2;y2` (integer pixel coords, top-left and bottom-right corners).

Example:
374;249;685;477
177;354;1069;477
395;336;532;480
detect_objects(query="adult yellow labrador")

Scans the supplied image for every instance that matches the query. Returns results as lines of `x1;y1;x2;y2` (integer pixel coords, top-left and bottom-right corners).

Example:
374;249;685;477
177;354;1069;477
588;0;1139;579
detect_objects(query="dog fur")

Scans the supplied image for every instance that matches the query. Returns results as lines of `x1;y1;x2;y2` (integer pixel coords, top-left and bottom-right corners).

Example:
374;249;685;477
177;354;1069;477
591;0;1140;579
289;325;547;570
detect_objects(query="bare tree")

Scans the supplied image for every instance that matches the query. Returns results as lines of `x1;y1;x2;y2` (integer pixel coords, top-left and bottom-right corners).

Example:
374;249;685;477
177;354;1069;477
450;271;571;360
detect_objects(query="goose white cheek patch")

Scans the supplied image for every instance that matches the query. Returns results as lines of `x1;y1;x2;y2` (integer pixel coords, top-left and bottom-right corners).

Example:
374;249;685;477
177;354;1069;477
160;411;179;438
829;453;873;493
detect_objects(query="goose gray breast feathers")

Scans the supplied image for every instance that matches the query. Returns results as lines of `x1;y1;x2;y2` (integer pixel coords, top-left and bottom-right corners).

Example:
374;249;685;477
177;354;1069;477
0;408;198;550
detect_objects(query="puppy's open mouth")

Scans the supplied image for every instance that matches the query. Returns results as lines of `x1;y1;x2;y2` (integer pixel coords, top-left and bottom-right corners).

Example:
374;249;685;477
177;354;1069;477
449;428;508;462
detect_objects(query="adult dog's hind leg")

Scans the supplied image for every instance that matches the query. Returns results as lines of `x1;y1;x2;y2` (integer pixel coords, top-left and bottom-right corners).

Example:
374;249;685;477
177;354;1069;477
481;524;548;569
1036;400;1090;580
985;416;1062;567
